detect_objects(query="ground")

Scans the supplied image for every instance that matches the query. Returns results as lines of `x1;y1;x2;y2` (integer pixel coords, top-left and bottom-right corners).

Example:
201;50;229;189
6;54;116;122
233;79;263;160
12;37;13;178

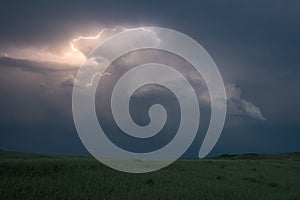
0;150;299;200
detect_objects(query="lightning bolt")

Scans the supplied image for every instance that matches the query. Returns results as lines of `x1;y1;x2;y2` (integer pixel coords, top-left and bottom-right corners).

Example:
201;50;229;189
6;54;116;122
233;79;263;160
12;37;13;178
69;26;149;54
72;29;107;42
69;26;149;86
68;26;151;87
70;26;123;53
68;27;127;60
69;42;79;52
86;72;111;87
71;26;147;42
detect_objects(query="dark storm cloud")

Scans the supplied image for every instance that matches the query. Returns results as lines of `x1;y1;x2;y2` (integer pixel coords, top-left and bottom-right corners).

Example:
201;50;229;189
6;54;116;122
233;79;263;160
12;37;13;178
0;57;77;73
0;0;299;156
0;56;81;154
0;0;159;49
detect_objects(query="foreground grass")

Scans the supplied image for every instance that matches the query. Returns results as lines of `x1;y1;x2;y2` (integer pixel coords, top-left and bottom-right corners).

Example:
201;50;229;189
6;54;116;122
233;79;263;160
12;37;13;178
0;150;299;200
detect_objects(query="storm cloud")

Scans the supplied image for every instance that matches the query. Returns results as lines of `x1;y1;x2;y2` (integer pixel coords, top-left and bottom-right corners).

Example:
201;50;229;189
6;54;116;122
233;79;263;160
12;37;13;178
0;0;299;156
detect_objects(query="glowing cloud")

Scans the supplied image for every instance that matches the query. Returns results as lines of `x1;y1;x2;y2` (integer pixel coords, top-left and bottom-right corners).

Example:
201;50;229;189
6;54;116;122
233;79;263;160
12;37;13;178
1;26;150;68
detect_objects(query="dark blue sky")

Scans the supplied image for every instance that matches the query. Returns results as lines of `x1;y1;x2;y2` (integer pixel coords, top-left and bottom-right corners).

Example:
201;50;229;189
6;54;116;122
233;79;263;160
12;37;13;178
0;0;299;157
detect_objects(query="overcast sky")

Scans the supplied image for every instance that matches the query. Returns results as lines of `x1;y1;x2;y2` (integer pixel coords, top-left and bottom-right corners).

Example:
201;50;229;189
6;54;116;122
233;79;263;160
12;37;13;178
0;0;299;157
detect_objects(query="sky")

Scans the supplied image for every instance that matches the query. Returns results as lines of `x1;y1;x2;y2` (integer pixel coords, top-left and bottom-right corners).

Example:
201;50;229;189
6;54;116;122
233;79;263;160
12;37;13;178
0;0;299;157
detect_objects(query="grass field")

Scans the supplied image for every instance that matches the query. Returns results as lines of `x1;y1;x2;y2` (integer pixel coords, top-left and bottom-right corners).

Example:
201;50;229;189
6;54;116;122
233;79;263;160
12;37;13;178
0;149;299;200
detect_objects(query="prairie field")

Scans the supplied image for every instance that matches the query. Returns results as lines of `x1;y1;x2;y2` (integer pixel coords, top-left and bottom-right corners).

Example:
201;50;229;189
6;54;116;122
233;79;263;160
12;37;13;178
0;150;299;200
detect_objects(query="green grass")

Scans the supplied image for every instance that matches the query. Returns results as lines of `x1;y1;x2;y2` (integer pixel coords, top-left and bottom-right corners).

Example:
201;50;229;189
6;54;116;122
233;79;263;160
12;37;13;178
0;149;299;200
